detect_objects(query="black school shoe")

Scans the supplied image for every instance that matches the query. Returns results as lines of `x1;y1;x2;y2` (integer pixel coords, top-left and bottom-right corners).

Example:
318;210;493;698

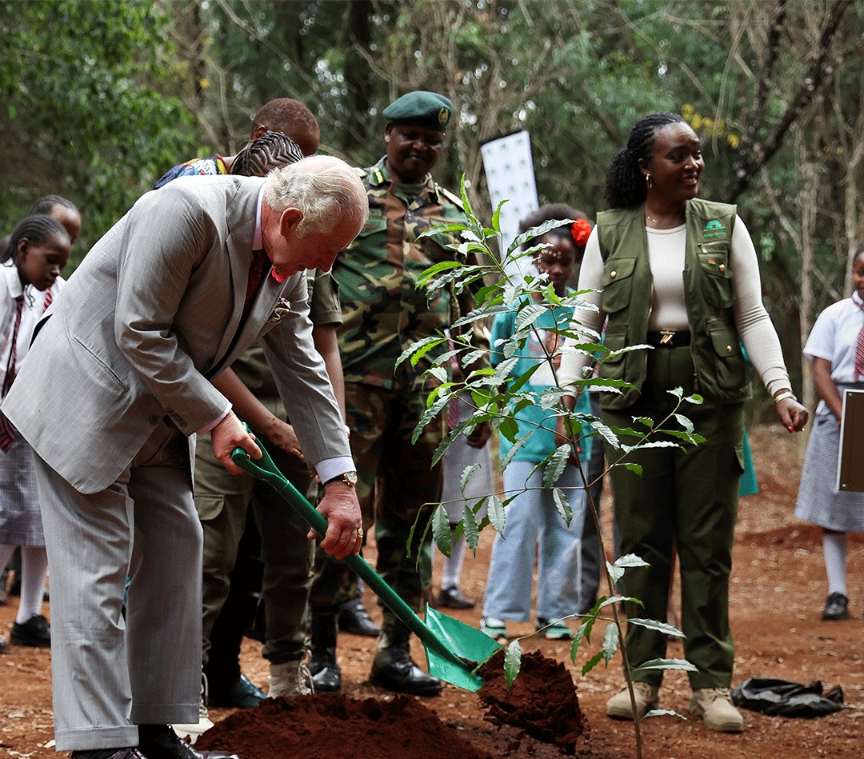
821;592;850;620
206;674;265;709
11;614;51;647
435;586;476;610
338;597;381;637
70;749;147;759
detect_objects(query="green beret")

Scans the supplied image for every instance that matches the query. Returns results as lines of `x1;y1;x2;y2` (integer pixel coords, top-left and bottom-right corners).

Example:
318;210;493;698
383;90;452;130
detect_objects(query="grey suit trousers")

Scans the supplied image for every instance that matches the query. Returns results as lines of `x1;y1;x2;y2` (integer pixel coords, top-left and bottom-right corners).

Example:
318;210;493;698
34;422;201;751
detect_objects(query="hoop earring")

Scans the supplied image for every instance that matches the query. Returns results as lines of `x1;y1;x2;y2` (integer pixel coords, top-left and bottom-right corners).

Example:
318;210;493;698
645;173;653;190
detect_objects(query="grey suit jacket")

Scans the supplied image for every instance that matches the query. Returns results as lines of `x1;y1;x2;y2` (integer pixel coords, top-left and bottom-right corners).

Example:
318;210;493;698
2;175;349;494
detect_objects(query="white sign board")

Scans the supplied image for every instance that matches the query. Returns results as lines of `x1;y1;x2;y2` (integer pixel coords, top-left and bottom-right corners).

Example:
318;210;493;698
480;130;539;277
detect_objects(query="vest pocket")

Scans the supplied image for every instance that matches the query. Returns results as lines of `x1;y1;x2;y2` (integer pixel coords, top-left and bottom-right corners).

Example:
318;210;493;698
707;320;746;390
601;257;637;313
598;323;627;381
698;242;734;308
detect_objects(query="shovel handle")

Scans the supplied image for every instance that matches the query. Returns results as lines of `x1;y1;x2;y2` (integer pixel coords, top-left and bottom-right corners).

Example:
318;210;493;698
230;446;464;667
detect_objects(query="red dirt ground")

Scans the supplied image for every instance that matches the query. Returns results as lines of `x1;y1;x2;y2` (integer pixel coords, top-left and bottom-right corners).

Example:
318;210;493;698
1;425;862;758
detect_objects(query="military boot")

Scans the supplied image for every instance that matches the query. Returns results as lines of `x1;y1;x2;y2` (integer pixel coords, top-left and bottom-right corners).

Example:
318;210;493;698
369;622;441;697
308;611;341;692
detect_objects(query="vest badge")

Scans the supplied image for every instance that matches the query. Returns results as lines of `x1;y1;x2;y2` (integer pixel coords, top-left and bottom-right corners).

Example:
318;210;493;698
703;219;726;240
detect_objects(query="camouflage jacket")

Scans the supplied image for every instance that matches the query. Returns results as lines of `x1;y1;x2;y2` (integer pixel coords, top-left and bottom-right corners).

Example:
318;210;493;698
332;157;481;388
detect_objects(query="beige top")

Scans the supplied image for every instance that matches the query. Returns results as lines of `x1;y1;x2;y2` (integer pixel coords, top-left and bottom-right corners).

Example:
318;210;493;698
559;215;791;396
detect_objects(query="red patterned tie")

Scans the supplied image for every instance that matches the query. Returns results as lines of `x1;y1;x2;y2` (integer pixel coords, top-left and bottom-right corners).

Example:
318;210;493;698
0;295;25;451
42;288;53;312
855;297;864;381
242;250;270;322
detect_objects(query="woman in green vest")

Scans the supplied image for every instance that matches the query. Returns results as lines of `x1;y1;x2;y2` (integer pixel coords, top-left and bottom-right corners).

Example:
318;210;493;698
559;112;808;733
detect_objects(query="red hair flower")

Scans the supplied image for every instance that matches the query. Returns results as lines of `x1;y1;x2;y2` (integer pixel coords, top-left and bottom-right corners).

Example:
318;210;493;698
571;218;592;247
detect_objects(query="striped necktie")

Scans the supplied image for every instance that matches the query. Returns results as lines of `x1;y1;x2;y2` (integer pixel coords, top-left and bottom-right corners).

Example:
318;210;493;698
855;296;864;381
0;294;26;452
43;288;53;312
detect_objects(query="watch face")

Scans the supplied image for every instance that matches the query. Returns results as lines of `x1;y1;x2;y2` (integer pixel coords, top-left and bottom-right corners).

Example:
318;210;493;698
344;471;359;485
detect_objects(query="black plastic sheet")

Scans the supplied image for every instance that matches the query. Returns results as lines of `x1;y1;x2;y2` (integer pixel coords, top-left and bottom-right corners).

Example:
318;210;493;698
731;677;844;718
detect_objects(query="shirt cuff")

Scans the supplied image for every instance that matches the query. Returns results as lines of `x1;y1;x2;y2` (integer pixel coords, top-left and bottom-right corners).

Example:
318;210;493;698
316;456;356;484
197;403;232;434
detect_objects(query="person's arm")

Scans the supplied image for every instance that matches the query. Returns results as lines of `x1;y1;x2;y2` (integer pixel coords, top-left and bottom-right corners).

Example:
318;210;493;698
211;367;303;458
312;324;345;419
730;217;808;432
812;357;843;420
112;186;241;435
559;227;604;390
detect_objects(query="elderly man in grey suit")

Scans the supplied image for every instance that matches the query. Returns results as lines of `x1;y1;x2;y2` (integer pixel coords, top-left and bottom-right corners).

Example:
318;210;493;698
1;156;368;759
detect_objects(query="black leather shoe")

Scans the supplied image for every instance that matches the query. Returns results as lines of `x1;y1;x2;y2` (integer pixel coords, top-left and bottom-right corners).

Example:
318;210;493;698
139;725;238;759
435;586;476;610
822;592;850;620
70;749;147;759
308;649;341;692
338;597;380;637
370;648;442;697
11;613;51;647
207;674;264;709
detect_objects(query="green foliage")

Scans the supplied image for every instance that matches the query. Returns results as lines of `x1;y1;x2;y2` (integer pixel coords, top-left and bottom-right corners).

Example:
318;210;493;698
504;639;522;688
0;0;197;261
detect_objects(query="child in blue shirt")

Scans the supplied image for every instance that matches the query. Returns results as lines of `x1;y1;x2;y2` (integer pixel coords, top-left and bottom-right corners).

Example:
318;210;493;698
481;210;593;640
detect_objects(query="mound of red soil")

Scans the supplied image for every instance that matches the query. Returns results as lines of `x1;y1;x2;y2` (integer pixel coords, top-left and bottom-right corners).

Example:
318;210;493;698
196;694;491;759
478;650;584;753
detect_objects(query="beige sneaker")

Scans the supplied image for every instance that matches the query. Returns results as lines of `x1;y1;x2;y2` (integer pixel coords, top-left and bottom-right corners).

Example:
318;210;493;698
269;660;314;697
690;688;744;732
606;682;660;720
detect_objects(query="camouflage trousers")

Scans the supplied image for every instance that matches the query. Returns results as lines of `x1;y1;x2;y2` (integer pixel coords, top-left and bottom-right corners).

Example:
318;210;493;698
309;381;445;638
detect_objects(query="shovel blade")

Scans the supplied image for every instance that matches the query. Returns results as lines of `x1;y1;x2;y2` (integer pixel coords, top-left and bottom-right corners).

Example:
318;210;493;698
423;605;502;692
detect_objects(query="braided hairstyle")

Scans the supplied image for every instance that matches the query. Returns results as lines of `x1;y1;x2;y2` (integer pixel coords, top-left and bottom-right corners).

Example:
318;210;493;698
30;194;78;216
2;215;68;264
232;131;305;178
605;112;684;209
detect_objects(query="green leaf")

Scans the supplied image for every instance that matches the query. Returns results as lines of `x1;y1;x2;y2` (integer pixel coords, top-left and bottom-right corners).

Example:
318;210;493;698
504;639;522;688
460;464;480;493
622;463;643;476
552;487;573;528
459;174;476;221
432;504;451;557
426;366;447;383
409;337;445;367
667;386;684;400
396;336;445;368
606;343;652;358
601;622;619;665
627;618;685;638
499;416;519;444
685;393;704;405
606;560;624;585
570;616;596;661
514;303;546;332
491;198;508;233
487;494;506;535
412;393;452;444
633;416;654;429
634;658;699;673
614;553;650;569
501;433;532;470
590;420;620;449
462;499;480;554
598;594;644;609
417;259;462;286
507;218;574;257
543;444;570;488
673;413;694;433
506;363;541;394
581;649;604;676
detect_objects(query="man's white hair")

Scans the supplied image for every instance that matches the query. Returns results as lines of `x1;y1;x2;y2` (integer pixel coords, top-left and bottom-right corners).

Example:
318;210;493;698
263;155;368;236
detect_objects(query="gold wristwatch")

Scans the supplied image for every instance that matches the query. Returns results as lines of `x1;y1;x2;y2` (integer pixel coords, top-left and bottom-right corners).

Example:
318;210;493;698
325;471;358;488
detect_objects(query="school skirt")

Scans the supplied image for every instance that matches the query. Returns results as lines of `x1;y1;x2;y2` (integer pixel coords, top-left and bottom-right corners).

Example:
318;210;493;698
0;439;45;546
795;407;864;533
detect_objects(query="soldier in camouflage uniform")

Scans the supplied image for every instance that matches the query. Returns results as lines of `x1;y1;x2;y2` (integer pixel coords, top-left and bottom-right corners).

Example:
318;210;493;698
309;91;490;697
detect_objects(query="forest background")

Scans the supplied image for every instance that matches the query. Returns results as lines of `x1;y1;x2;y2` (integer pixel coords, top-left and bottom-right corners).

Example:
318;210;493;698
1;0;862;413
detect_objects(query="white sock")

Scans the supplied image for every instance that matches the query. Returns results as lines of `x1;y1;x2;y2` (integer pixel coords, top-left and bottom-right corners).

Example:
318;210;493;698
442;531;466;591
823;532;848;596
16;546;49;623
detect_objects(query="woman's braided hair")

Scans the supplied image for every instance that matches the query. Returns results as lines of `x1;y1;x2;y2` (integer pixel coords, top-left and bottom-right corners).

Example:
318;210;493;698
232;131;305;177
605;112;684;209
2;215;68;264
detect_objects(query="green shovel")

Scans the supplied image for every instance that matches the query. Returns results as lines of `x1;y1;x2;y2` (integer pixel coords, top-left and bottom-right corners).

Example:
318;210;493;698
231;441;501;692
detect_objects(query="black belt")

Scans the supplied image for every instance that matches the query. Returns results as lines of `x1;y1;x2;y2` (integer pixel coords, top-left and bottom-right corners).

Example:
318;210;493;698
646;330;691;348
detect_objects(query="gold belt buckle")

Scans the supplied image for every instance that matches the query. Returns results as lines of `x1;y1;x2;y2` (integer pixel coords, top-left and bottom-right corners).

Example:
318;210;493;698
659;330;676;345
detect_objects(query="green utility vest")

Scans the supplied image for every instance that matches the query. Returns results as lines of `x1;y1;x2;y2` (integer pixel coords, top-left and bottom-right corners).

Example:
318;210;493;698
596;198;751;410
